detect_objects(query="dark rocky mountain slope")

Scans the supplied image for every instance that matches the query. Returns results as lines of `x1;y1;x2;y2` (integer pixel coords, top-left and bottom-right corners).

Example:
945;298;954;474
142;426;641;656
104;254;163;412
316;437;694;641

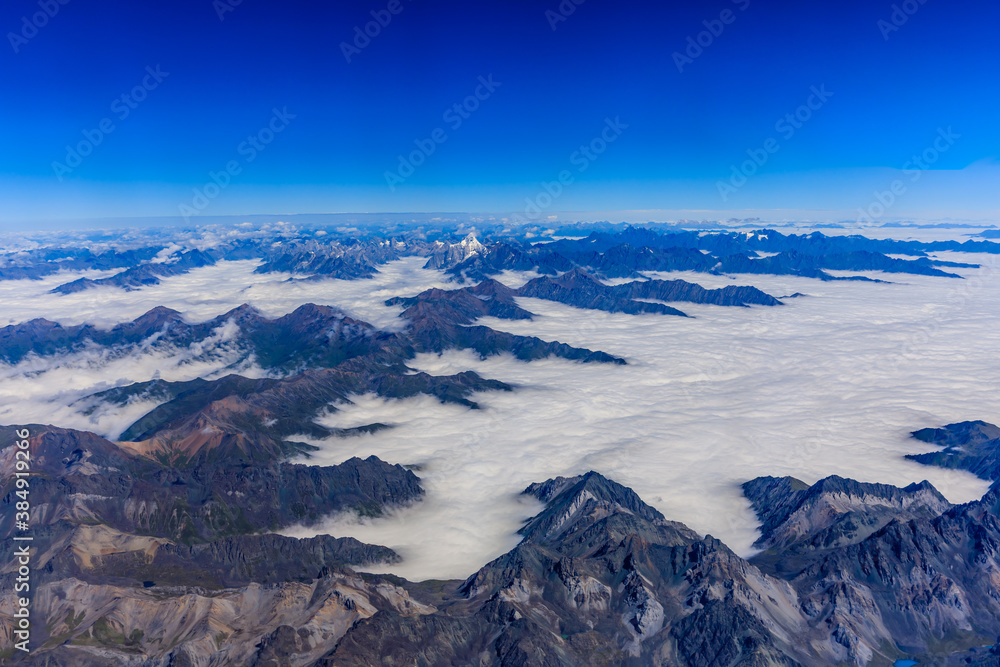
319;466;1000;667
50;250;217;293
0;303;407;370
320;471;811;666
906;420;1000;481
742;474;951;575
0;425;421;548
439;227;989;283
6;428;1000;665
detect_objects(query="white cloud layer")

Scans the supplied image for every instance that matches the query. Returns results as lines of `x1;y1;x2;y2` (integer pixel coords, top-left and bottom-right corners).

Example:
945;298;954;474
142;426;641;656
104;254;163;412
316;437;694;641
0;320;264;439
283;251;1000;580
0;257;537;441
0;257;452;330
3;233;999;582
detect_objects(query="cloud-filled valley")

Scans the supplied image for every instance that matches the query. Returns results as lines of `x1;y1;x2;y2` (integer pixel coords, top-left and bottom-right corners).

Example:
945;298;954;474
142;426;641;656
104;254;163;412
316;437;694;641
4;236;1000;581
4;224;1000;665
279;255;1000;579
0;256;454;331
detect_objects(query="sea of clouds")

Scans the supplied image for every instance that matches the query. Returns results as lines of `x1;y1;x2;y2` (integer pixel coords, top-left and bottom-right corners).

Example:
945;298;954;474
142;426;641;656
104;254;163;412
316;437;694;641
2;232;999;581
0;257;452;438
283;248;1000;580
0;256;450;330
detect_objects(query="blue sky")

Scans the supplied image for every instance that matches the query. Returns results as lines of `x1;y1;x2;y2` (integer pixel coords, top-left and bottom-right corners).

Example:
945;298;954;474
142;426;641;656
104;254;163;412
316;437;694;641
0;0;997;227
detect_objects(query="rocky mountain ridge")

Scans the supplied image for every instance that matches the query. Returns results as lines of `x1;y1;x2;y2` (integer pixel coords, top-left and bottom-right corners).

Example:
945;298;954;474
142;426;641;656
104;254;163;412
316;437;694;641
4;421;1000;665
4;226;995;295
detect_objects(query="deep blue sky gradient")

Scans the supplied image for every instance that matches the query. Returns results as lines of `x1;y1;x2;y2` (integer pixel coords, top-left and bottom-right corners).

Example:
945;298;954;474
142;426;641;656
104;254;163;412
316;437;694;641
0;0;997;225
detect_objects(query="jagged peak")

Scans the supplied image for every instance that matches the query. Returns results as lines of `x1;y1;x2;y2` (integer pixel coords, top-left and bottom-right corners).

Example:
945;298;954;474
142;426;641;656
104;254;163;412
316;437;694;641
140;305;182;316
808;474;947;502
519;471;667;544
282;303;352;321
129;305;184;327
458;232;483;247
519;267;602;290
467;278;516;298
744;474;949;512
3;316;61;330
556;267;602;283
216;303;264;321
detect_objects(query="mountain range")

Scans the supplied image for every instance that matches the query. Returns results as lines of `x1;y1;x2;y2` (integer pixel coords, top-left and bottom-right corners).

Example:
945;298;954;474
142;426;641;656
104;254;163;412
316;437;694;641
4;420;1000;665
2;224;998;665
2;226;995;297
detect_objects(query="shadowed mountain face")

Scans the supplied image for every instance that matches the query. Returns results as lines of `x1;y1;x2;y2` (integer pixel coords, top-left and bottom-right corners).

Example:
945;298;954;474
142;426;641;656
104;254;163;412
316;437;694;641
318;468;1000;667
743;474;951;568
49;250;217;293
741;467;1000;666
0;425;423;547
389;269;781;331
0;302;407;369
320;471;805;667
4;430;1000;666
73;532;402;589
386;278;628;364
104;363;512;464
780;484;1000;665
516;268;782;312
437;227;989;283
906;420;1000;481
0;424;424;663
